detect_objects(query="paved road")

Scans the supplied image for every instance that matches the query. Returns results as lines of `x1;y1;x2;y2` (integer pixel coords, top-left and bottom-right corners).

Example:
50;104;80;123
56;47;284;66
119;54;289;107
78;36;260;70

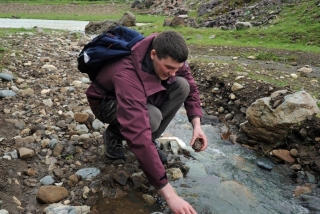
0;18;89;32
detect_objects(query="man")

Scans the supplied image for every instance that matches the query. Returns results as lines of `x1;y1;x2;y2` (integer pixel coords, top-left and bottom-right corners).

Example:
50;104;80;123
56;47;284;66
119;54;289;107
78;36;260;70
86;30;208;214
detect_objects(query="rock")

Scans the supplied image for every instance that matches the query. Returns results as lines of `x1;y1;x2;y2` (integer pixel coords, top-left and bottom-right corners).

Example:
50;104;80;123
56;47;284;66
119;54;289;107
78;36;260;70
271;149;295;164
131;172;145;188
113;170;129;186
290;73;298;78
76;168;100;179
192;138;203;151
40;175;55;185
118;11;136;27
82;186;90;199
247;56;256;60
290;148;298;157
0;73;13;81
298;67;312;77
85;20;118;35
231;83;244;91
36;186;68;204
142;194;156;206
19;147;35;159
256;157;274;170
293;184;312;197
43;203;90;214
166;168;183;181
25;168;37;176
240;91;320;143
74;112;89;123
20;88;35;97
290;164;301;170
12;196;21;206
0;90;16;98
235;22;252;30
92;119;105;130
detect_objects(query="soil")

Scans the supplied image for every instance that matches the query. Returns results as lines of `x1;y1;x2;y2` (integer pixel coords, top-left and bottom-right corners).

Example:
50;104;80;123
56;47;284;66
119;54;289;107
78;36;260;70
0;2;319;214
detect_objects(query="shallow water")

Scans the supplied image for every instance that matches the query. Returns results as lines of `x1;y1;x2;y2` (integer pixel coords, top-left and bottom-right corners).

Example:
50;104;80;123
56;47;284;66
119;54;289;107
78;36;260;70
163;108;312;214
96;108;316;214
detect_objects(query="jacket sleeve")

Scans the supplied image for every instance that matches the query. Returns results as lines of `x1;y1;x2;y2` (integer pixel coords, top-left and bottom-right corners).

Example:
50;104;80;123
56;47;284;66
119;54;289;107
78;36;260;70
113;68;168;188
177;61;203;121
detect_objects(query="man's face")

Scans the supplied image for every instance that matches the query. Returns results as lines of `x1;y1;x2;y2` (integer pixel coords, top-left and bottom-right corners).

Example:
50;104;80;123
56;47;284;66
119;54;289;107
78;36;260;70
150;49;184;80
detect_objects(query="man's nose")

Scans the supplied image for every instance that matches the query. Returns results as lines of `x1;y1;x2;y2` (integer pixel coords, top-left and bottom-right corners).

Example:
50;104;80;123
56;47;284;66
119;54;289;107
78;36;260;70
169;69;177;76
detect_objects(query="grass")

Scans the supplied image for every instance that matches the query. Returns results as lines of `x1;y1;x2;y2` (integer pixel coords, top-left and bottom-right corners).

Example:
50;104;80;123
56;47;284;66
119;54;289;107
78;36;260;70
0;0;319;53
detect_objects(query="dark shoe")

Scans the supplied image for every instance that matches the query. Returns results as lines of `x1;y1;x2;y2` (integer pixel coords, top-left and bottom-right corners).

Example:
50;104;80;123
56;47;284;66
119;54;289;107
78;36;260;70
103;129;124;159
153;140;167;164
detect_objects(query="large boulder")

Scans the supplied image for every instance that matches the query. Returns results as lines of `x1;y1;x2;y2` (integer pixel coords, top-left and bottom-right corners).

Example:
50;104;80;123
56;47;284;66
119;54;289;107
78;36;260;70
118;11;136;27
85;20;118;35
85;11;136;35
240;91;320;144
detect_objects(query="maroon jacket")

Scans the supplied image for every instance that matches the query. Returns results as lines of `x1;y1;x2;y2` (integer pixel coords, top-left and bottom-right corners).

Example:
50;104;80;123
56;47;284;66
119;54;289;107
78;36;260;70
85;34;203;188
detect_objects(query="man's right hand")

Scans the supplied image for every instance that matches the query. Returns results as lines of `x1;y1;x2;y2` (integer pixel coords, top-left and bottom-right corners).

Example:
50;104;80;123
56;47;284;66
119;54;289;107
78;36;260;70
158;183;197;214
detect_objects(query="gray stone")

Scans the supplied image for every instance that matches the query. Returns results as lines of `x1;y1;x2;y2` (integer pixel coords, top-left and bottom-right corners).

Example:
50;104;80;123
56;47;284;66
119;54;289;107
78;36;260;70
43;203;90;214
240;91;320;143
0;209;9;214
0;73;13;81
0;90;16;98
40;175;55;185
256;157;274;170
76;168;100;179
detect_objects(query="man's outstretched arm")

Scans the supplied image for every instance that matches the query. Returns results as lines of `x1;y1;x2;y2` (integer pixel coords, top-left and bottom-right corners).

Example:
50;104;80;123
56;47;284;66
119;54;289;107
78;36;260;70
158;183;197;214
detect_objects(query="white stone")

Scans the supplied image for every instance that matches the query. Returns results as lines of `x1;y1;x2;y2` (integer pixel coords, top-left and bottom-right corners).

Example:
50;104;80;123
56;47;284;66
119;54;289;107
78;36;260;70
231;83;244;91
290;73;298;78
41;89;51;94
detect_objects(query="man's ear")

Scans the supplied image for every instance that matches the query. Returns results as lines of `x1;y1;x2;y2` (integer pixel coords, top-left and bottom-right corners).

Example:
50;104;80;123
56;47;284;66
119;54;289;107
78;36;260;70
150;49;156;60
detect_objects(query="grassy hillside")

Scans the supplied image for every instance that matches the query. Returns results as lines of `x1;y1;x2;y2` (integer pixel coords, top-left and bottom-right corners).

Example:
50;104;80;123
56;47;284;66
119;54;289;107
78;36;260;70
0;0;319;54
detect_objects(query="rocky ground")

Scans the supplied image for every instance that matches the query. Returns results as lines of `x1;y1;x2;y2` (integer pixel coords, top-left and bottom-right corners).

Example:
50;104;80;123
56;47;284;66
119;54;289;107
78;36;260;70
0;27;319;214
0;2;320;214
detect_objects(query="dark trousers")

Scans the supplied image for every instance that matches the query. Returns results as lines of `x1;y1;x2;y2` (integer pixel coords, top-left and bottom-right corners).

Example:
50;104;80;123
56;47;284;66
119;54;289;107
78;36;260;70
95;77;190;141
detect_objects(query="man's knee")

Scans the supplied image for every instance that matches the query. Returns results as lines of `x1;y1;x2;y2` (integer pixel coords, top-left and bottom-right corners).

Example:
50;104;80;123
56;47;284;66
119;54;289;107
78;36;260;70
175;76;190;96
147;103;162;132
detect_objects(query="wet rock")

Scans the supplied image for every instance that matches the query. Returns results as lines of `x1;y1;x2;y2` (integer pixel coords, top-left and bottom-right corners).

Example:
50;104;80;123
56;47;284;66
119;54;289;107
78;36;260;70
142;194;156;206
256;157;274;170
131;172;145;188
43;203;90;214
293;184;312;197
113;170;129;186
192;138;203;152
290;148;298;157
271;149;295;164
166;168;183;181
36;186;68;204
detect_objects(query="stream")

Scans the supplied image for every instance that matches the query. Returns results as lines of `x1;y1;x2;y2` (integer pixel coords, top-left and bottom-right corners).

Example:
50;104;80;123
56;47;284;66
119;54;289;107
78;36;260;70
96;108;317;214
160;108;312;214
